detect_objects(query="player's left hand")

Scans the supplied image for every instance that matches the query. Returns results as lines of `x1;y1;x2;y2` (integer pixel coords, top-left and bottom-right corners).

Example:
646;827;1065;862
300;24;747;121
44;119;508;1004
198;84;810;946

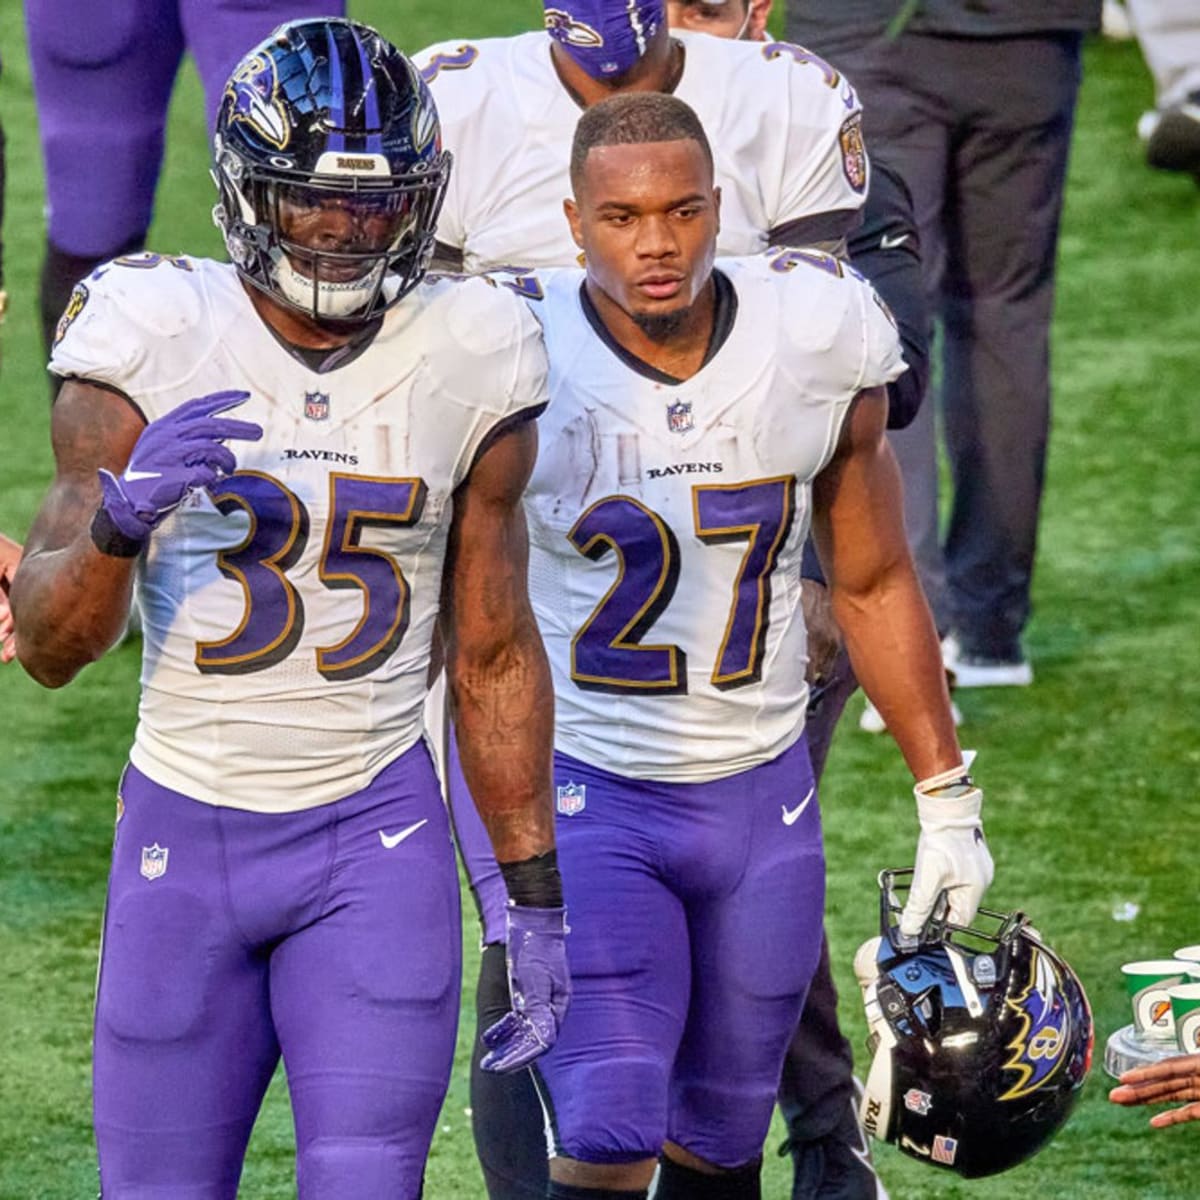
481;904;570;1073
899;765;994;938
1110;1054;1200;1127
0;532;22;664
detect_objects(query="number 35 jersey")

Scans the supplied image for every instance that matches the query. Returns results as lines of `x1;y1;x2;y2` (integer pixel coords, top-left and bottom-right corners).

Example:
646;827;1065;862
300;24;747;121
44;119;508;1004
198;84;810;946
50;255;548;812
524;252;904;783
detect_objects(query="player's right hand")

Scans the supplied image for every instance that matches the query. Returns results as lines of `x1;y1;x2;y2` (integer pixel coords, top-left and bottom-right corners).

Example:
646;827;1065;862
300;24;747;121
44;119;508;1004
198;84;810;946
801;578;842;686
98;390;262;542
899;765;994;938
481;904;571;1074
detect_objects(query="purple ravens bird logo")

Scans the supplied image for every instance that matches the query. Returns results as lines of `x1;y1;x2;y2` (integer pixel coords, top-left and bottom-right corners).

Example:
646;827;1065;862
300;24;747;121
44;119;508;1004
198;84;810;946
225;53;290;150
999;947;1072;1101
544;8;605;47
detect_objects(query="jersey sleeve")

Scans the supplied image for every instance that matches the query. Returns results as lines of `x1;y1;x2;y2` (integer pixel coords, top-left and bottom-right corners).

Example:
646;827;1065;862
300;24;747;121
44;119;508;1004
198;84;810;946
843;268;907;396
48;253;209;397
847;160;928;430
764;42;869;245
769;251;905;474
414;38;487;255
433;276;550;488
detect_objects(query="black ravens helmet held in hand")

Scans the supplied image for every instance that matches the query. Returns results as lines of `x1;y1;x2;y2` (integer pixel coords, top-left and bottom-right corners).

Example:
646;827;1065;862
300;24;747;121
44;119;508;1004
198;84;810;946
853;869;1093;1178
212;18;451;324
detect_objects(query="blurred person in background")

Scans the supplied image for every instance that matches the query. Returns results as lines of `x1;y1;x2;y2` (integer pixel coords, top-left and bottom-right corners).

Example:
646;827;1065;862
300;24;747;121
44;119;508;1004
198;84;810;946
25;0;343;373
786;0;1102;688
1125;0;1200;178
0;58;17;665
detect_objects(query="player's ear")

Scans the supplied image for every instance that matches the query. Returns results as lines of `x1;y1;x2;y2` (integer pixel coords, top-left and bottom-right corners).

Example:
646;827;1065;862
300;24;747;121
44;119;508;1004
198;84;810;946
564;198;585;250
749;0;771;40
712;185;722;234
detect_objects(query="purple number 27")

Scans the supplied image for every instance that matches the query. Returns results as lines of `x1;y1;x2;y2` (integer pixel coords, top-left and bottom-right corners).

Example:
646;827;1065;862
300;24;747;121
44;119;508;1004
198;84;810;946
569;476;796;694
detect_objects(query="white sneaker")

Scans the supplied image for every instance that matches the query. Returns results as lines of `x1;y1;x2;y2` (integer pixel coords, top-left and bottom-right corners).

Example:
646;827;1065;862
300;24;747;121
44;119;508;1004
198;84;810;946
1101;0;1134;40
942;634;1033;688
859;698;888;734
859;696;962;734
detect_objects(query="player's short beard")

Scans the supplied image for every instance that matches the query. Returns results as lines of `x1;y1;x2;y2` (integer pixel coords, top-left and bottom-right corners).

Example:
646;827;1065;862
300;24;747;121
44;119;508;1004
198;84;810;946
632;303;693;343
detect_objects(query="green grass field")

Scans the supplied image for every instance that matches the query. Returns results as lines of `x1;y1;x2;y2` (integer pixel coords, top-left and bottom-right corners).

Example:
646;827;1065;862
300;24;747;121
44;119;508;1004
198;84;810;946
2;2;1198;1196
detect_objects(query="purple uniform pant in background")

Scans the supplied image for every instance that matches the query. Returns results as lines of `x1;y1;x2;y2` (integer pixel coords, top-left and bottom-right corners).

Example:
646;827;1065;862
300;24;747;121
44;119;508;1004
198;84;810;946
25;0;340;257
94;742;459;1200
538;739;826;1169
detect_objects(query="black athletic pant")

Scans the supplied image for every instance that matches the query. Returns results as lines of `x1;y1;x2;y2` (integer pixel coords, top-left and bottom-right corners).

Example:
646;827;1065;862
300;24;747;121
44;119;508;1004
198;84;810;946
785;25;1085;656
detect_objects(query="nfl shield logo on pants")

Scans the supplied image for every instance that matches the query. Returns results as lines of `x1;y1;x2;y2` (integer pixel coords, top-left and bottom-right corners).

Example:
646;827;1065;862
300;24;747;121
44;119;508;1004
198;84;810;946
556;781;586;816
140;843;169;881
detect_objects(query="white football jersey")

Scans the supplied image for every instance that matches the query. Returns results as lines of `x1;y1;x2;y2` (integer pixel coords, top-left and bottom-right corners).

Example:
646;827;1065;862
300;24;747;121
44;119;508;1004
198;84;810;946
521;251;904;781
416;30;867;272
51;254;548;812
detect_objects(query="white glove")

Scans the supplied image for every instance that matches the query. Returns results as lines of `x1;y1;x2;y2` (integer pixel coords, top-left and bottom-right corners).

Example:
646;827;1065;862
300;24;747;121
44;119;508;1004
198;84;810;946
899;764;994;937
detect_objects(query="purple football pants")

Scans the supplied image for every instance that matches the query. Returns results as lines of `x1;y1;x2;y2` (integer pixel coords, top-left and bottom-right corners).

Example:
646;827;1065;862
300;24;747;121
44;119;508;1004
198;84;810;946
537;740;826;1169
94;742;459;1199
25;0;340;257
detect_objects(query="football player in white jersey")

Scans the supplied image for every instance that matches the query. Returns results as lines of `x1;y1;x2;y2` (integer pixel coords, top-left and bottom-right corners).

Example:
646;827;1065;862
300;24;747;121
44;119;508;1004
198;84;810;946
416;0;868;272
423;4;924;1198
10;20;568;1199
459;92;993;1200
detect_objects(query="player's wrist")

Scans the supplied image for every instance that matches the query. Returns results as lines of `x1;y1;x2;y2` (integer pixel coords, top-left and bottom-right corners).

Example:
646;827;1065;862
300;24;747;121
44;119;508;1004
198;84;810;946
96;468;156;541
914;763;983;827
89;504;146;558
499;849;564;909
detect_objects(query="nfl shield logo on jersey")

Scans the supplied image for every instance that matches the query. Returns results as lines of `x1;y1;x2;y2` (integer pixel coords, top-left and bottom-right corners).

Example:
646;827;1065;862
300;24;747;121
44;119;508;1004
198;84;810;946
556;781;586;816
140;844;169;881
304;390;330;421
666;399;693;434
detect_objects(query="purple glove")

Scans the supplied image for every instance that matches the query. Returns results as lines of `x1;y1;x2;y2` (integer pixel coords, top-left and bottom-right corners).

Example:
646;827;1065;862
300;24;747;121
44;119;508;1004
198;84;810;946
98;390;263;541
481;904;570;1074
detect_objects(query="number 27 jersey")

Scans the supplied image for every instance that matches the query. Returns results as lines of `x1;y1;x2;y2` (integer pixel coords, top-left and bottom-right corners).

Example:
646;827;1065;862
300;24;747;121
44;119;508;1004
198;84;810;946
523;252;905;782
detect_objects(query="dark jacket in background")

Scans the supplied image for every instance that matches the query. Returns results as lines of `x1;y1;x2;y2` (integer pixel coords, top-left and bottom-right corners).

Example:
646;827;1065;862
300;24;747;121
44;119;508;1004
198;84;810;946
786;0;1101;48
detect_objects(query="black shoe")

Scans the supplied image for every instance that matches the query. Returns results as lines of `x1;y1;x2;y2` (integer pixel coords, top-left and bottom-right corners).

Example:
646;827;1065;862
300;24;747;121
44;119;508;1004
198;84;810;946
781;1092;887;1200
1146;91;1200;180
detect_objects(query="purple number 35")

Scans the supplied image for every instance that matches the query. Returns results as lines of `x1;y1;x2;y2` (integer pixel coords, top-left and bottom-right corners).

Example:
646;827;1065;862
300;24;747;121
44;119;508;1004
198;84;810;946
194;471;426;680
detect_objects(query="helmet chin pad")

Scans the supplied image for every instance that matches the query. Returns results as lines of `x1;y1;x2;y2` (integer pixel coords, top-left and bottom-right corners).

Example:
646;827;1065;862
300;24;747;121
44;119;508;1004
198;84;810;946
273;251;386;321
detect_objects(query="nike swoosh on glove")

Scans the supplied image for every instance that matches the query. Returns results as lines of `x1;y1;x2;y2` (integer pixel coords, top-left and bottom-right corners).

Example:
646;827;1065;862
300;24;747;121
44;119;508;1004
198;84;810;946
899;764;994;938
481;904;570;1074
99;390;263;542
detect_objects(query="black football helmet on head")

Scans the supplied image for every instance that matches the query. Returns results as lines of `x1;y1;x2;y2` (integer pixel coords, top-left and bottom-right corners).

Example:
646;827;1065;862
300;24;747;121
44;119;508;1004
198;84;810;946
212;18;451;324
854;869;1093;1178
